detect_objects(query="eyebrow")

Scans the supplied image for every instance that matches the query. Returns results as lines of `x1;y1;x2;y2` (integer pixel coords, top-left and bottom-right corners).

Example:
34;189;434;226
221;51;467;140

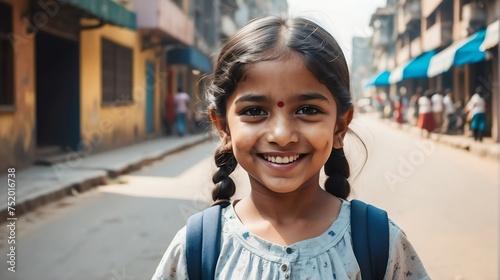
296;92;330;103
235;93;269;104
234;92;330;104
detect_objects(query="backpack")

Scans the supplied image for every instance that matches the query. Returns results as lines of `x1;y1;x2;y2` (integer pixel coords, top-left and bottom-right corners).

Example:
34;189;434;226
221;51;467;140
186;199;389;280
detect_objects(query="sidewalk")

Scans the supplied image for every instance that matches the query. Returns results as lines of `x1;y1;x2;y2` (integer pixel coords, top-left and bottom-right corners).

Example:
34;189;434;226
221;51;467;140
0;133;211;220
378;115;500;160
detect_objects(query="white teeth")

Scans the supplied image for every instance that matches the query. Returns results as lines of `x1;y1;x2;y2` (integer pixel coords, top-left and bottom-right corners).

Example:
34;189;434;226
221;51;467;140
264;155;300;164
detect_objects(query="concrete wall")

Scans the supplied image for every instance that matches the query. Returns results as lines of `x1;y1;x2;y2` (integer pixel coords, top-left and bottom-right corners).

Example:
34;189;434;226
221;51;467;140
0;0;36;172
80;23;163;154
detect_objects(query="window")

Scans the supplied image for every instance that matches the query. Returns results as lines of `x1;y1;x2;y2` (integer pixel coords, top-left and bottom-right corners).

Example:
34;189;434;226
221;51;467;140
0;2;14;107
426;11;436;30
101;38;133;105
173;0;183;9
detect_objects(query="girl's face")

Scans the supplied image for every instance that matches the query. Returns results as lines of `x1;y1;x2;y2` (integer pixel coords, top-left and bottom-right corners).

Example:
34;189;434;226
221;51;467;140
217;53;347;194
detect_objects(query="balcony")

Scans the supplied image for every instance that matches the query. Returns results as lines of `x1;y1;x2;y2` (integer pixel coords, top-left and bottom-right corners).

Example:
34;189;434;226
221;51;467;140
422;0;443;18
460;2;486;38
423;21;453;51
404;0;421;25
397;43;411;66
410;37;422;58
372;28;391;48
133;0;194;46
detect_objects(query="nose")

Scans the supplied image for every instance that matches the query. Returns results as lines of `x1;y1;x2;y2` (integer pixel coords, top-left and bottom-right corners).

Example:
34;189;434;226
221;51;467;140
265;115;299;146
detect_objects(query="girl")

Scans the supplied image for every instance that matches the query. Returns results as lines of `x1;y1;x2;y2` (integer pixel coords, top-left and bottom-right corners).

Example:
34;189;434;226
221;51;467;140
152;15;429;280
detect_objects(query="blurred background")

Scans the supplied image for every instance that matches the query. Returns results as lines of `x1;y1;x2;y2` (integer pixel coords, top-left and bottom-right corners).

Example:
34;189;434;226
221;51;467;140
0;0;498;279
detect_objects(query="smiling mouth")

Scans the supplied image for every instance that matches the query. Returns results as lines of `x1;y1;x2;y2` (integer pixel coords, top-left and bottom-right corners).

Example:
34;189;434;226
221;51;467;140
259;154;303;164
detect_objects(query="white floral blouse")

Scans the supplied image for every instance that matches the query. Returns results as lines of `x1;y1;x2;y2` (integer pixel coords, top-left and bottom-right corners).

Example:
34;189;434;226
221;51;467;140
151;200;430;280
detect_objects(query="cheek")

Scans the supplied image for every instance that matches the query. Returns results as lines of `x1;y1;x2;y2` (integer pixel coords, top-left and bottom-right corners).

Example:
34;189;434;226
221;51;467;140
302;123;336;142
226;118;256;146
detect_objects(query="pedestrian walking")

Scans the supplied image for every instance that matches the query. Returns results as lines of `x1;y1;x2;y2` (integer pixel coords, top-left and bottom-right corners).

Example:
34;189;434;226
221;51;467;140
174;87;191;137
163;93;176;135
394;95;405;125
151;15;429;280
465;86;487;142
431;90;444;132
407;87;422;126
417;90;436;138
442;89;455;134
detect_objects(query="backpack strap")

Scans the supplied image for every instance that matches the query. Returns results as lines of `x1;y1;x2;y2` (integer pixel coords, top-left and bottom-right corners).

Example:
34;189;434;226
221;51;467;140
351;199;390;280
186;204;224;280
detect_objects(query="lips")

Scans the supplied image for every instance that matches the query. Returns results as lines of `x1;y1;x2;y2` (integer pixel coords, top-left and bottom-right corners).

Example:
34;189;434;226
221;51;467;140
260;154;302;164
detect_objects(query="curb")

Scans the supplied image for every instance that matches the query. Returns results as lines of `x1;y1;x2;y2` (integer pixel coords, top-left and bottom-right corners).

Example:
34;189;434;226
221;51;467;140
0;134;210;221
0;173;107;222
105;135;211;178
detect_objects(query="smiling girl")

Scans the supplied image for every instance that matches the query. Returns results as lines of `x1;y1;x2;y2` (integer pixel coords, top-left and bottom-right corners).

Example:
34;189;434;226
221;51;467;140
151;15;429;280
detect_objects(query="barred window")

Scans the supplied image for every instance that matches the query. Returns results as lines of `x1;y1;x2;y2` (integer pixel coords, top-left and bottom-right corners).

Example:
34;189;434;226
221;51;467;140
101;38;133;105
0;2;14;108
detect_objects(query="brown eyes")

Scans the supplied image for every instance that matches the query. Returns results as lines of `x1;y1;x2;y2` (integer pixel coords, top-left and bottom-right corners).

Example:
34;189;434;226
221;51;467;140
240;106;323;117
241;107;268;116
296;106;322;115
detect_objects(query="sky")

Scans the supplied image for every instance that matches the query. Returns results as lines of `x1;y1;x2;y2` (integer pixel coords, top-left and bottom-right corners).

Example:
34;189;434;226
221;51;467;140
287;0;387;64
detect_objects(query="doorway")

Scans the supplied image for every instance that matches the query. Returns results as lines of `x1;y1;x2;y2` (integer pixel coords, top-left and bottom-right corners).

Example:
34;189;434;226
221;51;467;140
35;31;80;155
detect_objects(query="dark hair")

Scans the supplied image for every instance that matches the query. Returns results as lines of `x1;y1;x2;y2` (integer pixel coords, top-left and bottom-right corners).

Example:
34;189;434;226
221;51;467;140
206;15;353;205
424;89;433;99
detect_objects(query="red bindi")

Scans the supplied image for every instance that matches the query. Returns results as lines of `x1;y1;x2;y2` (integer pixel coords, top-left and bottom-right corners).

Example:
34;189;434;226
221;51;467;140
277;101;284;108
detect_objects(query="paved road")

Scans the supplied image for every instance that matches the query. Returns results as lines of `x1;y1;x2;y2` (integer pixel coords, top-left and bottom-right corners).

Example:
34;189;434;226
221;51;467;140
0;114;497;280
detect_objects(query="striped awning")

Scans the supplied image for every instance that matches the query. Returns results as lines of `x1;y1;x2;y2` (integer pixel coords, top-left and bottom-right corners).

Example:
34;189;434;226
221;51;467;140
389;50;437;83
480;20;499;51
428;29;487;77
365;70;391;87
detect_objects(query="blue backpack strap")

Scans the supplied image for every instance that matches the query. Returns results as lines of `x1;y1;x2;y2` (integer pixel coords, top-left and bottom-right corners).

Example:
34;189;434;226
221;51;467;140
351;199;389;280
367;202;390;279
186;204;224;280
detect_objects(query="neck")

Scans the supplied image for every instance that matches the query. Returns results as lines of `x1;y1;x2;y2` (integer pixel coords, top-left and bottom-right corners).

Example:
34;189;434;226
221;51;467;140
245;185;334;224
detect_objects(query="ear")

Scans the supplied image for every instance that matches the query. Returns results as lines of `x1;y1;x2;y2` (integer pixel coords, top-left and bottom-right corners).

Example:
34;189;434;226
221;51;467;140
209;108;232;150
333;108;354;149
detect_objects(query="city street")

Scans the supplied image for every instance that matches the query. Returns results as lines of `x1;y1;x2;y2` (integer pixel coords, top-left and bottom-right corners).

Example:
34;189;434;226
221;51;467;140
0;114;498;280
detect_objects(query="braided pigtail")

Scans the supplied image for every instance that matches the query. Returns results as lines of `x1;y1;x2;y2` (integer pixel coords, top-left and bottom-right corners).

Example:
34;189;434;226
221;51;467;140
211;147;238;206
324;148;351;199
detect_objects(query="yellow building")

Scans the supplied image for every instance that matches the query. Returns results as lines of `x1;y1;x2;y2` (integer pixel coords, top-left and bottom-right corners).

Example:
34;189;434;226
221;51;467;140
1;0;37;171
0;0;166;172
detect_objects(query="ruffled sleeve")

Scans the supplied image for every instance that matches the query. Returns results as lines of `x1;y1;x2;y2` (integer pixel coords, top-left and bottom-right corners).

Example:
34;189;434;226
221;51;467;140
385;221;431;280
151;227;189;280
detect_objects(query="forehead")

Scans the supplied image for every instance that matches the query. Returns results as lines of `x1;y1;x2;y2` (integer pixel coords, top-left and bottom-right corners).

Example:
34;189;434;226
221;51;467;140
237;53;326;92
234;54;333;101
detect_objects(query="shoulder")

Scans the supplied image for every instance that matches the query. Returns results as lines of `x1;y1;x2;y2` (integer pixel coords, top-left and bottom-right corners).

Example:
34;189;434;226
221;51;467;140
151;227;189;280
385;220;430;279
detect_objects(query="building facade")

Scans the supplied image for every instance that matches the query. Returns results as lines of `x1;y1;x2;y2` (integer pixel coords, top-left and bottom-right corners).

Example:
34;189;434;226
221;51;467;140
366;0;500;142
0;0;161;172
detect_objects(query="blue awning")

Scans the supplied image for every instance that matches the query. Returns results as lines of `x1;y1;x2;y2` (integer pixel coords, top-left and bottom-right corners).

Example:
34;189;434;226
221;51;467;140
365;70;391;87
167;47;213;73
454;29;487;66
428;29;487;77
389;50;437;83
66;0;137;30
